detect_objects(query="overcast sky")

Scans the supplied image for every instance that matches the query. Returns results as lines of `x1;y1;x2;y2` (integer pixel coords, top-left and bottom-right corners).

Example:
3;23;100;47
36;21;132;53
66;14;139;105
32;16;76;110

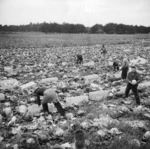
0;0;150;27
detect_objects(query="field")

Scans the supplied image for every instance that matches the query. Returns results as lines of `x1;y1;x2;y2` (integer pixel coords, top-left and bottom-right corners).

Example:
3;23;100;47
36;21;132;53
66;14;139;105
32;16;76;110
0;32;150;149
0;32;150;48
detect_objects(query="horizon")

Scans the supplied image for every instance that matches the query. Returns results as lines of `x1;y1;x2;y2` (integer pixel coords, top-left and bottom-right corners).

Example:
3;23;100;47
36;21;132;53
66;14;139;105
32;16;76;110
0;0;150;27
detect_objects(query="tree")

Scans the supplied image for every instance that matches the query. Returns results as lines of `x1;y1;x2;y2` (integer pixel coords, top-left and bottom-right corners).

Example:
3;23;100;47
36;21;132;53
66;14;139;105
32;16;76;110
90;24;104;33
0;22;150;34
103;23;117;34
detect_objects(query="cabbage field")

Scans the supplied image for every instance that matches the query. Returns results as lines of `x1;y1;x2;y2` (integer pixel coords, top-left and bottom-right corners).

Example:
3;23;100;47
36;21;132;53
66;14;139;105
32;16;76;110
0;32;150;149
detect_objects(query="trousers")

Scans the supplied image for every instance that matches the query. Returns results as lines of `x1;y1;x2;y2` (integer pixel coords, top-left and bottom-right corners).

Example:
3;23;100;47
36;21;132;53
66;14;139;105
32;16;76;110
42;102;66;116
125;83;140;105
121;67;129;79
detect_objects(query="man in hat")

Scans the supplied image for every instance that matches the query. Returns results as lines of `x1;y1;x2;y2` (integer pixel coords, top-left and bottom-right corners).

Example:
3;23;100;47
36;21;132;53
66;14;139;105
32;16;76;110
74;129;86;149
76;54;83;65
101;44;107;59
33;87;66;116
124;64;141;105
113;58;120;71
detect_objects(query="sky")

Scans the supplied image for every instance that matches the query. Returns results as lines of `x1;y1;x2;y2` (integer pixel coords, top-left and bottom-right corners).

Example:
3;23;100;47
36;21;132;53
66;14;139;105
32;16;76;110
0;0;150;27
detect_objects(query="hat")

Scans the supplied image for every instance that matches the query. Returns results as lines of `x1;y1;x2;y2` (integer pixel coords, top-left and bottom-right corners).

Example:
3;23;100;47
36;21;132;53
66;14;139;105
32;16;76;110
130;64;136;68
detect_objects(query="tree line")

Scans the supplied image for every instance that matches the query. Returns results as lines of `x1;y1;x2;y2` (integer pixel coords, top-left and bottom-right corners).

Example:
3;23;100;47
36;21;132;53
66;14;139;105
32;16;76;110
0;22;150;34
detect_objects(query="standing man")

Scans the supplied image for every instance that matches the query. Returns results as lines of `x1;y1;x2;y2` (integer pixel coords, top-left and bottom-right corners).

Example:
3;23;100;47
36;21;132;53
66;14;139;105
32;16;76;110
33;87;66;116
74;129;86;149
76;54;83;65
121;55;129;80
101;44;107;59
124;64;141;105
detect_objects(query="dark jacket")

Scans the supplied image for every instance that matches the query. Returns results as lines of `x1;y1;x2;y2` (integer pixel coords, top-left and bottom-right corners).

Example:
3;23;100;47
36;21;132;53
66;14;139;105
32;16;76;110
77;54;83;60
113;60;119;66
101;47;107;54
34;87;47;105
126;71;141;84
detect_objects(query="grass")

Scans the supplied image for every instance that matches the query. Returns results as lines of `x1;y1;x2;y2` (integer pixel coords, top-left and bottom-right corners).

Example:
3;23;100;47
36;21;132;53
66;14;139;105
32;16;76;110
0;32;150;49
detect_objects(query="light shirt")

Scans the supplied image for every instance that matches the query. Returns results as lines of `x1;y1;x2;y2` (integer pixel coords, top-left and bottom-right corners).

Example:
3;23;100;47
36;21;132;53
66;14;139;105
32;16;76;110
42;89;59;103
